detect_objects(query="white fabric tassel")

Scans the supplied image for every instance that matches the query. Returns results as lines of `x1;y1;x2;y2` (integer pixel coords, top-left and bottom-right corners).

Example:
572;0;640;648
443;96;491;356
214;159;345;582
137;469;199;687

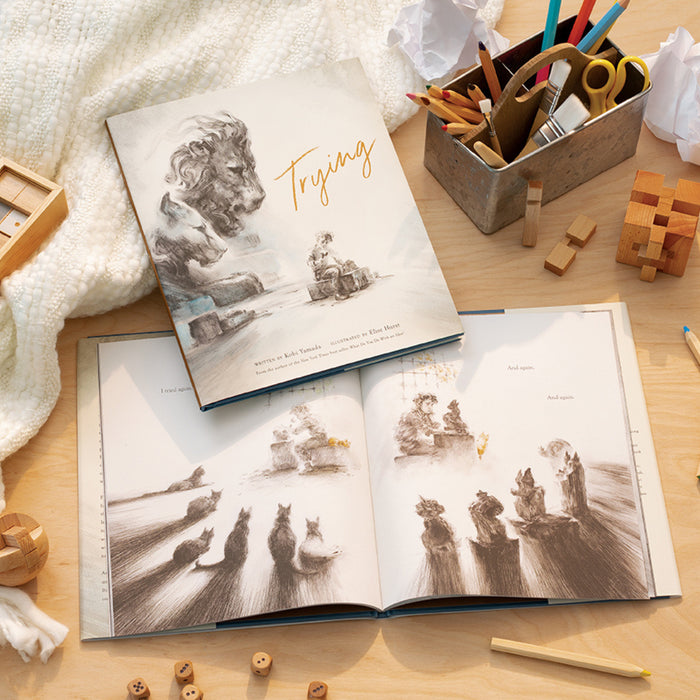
0;586;68;663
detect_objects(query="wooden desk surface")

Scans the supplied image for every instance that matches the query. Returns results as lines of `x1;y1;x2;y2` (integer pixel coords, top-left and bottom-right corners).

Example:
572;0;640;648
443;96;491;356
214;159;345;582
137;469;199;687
3;1;699;697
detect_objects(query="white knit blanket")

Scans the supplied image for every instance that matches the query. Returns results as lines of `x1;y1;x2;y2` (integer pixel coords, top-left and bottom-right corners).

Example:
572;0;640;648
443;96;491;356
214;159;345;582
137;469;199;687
0;0;502;661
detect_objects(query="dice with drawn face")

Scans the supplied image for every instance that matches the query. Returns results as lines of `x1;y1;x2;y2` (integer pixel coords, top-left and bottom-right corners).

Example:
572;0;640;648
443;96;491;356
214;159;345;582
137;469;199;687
126;677;150;699
308;680;328;698
179;684;203;700
250;651;273;676
174;659;194;684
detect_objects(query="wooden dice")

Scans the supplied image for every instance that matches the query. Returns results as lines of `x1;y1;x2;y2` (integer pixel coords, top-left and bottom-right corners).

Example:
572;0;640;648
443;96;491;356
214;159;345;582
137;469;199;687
308;680;329;698
0;512;49;586
251;651;273;676
126;677;150;699
174;659;194;684
180;684;204;700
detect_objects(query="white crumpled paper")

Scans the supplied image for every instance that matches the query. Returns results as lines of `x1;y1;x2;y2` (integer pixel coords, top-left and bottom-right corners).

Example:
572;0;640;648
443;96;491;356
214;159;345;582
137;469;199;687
388;0;508;81
642;27;700;165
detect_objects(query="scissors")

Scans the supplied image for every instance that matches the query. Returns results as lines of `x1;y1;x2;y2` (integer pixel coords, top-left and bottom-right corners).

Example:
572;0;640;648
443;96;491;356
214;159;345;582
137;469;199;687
582;56;650;119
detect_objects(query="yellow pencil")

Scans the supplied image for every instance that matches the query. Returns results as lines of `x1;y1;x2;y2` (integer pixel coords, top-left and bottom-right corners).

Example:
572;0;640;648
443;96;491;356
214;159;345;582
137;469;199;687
406;93;469;124
441;89;479;111
683;326;700;367
490;638;651;678
442;122;475;135
467;83;487;105
478;41;502;102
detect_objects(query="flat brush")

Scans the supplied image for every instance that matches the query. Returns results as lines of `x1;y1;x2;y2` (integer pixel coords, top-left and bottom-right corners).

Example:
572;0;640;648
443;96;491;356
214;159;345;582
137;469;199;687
528;59;573;137
515;93;590;161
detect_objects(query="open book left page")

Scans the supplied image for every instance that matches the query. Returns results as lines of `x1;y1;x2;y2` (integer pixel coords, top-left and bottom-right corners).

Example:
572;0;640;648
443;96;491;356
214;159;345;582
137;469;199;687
106;57;462;410
78;333;382;640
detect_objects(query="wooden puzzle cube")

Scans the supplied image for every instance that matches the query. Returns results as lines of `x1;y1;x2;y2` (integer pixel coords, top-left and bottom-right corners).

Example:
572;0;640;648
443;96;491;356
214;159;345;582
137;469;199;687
0;512;49;587
617;170;700;281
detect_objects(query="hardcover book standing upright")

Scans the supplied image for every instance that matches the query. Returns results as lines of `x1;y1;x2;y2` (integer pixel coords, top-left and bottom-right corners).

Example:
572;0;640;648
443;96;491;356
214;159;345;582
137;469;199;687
106;59;462;410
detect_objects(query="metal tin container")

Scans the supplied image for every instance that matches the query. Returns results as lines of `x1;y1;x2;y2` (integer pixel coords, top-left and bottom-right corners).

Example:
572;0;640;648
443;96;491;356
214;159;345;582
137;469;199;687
423;16;651;234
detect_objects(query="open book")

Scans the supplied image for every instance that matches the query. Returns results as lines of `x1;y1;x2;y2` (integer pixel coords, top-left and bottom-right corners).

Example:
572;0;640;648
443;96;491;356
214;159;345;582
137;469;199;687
77;302;680;640
105;58;462;410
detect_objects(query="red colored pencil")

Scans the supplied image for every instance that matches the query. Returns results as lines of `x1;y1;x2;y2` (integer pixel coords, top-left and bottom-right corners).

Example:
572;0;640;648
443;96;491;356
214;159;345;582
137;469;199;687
568;0;598;45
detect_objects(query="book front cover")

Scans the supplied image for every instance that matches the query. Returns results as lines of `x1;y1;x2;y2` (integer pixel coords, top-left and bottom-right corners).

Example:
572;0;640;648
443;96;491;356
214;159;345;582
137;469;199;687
107;59;461;408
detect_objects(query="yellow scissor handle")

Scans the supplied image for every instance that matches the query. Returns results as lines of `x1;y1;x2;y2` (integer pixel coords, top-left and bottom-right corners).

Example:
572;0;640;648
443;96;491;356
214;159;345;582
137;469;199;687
582;59;616;120
605;56;651;111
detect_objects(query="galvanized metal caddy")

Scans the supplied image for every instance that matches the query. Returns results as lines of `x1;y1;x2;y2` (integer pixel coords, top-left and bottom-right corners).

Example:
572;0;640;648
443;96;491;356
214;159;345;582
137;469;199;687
423;17;651;234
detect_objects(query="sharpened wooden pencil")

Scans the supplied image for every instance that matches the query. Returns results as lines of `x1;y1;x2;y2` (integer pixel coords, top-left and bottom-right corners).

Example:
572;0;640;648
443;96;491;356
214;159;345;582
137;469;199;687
467;83;487;105
441;89;479;110
478;42;502;102
490;638;651;678
442;122;475;135
406;93;469;124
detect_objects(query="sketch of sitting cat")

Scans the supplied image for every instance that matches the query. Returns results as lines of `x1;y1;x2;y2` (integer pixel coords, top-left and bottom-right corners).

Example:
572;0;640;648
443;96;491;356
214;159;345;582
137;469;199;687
267;503;296;568
166;465;206;492
184;488;222;522
296;517;342;574
194;506;251;570
172;527;214;565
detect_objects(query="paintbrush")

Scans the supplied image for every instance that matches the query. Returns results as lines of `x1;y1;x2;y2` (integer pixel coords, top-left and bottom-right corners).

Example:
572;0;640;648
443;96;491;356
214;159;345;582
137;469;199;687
514;93;590;161
528;59;573;137
478;98;504;160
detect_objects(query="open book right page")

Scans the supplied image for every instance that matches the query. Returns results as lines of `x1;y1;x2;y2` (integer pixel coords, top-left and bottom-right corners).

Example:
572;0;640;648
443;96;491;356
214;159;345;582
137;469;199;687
360;307;656;610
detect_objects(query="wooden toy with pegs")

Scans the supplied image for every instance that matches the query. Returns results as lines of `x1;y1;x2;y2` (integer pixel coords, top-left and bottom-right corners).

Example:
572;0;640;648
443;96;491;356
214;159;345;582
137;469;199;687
0;157;68;280
0;512;49;586
616;170;700;282
544;213;597;275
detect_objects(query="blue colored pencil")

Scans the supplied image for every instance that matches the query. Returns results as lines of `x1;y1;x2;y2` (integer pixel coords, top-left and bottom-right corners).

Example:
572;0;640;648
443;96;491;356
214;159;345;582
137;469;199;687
577;0;630;53
536;0;562;83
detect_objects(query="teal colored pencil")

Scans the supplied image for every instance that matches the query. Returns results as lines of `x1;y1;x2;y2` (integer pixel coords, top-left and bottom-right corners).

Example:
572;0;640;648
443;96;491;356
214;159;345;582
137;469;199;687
536;0;562;83
577;0;630;53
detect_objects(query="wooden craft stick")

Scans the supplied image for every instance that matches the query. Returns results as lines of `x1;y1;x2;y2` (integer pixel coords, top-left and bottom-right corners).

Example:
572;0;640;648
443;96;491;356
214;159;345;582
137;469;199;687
478;41;502;102
490;638;651;677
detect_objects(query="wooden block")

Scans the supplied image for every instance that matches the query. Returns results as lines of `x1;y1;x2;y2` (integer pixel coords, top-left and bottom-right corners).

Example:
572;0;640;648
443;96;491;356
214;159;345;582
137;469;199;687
0;170;28;202
653;186;676;227
12;181;49;214
174;659;195;684
544;240;576;276
616;201;657;266
308;681;329;698
673;177;700;217
629;170;665;206
641;224;666;262
180;684;204;700
0;233;10;250
126;678;150;699
521;180;542;247
251;651;272;676
565;213;596;247
640;265;657;282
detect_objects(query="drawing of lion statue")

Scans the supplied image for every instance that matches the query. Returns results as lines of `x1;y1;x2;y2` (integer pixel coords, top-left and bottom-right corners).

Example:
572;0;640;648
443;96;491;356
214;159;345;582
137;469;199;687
165;111;265;239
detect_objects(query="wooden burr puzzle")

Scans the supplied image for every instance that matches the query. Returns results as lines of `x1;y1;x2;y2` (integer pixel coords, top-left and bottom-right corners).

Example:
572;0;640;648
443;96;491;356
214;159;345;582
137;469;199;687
616;170;700;282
